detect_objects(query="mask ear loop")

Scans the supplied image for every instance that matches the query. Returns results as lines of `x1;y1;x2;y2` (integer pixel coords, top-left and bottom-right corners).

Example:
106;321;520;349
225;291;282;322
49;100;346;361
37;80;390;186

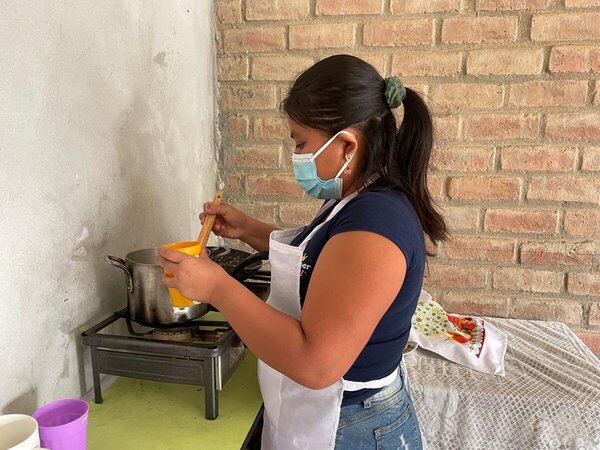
311;130;355;160
336;152;355;177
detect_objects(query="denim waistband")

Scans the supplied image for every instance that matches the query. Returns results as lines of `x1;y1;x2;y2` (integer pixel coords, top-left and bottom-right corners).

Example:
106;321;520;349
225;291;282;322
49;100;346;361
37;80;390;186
362;366;405;407
338;366;410;428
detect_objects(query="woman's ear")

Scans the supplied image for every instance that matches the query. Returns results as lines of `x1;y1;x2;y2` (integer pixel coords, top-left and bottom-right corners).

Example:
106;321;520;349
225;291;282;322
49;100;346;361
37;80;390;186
339;129;359;159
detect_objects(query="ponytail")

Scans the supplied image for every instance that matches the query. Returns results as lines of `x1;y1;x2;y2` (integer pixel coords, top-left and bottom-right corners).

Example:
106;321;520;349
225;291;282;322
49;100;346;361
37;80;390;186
383;88;448;245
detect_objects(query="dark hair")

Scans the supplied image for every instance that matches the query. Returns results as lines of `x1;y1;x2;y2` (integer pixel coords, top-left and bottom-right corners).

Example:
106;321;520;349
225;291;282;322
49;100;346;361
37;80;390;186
282;54;448;246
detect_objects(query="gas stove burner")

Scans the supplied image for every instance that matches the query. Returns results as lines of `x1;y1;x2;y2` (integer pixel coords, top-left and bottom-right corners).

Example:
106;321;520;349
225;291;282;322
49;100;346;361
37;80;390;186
194;328;228;343
152;327;193;341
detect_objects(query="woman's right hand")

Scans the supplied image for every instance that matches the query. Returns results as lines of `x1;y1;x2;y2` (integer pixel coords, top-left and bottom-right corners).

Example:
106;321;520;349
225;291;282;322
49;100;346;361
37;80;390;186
201;202;250;240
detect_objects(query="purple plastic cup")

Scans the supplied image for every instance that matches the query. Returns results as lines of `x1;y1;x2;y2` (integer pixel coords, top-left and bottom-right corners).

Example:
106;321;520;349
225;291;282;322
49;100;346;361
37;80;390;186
32;399;89;450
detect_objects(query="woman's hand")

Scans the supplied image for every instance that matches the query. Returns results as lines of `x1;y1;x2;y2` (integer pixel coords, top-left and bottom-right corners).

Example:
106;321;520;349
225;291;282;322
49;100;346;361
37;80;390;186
201;201;277;252
200;202;250;240
157;246;227;304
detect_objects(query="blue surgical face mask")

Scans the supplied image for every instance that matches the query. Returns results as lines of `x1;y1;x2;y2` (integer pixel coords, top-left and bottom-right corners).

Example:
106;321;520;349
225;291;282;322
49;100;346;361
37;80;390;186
291;130;355;200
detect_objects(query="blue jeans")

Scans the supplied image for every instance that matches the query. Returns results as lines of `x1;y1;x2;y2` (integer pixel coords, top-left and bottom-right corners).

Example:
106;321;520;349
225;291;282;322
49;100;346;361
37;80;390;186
335;368;423;450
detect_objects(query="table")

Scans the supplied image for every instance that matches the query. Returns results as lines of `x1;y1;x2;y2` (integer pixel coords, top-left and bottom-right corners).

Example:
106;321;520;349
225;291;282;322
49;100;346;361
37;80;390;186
86;352;263;450
404;319;600;450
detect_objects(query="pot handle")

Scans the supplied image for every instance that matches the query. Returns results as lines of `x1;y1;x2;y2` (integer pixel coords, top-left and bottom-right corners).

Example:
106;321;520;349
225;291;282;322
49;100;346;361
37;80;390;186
230;251;269;281
207;245;230;261
105;255;133;293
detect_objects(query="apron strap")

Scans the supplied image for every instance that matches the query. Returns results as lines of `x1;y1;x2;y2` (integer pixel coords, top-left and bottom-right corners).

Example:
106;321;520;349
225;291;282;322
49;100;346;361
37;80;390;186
298;193;359;247
289;199;338;247
341;366;399;392
292;173;383;248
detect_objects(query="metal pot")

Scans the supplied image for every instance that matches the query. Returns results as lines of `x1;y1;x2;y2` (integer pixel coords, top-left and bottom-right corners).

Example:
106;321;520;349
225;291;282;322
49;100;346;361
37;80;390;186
105;246;265;326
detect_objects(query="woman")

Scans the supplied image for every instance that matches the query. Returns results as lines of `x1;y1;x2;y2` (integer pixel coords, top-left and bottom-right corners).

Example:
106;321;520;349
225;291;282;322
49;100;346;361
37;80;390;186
158;54;447;449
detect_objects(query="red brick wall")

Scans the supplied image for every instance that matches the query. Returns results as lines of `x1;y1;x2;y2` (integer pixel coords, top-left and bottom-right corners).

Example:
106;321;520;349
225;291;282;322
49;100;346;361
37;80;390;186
215;0;600;353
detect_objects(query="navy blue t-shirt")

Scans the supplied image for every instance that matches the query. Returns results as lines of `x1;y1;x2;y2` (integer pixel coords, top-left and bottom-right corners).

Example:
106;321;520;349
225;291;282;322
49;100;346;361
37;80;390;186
291;188;425;405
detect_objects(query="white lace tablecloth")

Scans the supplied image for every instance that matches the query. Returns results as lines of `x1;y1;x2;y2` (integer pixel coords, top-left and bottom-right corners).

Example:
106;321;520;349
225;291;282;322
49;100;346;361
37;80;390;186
404;319;600;450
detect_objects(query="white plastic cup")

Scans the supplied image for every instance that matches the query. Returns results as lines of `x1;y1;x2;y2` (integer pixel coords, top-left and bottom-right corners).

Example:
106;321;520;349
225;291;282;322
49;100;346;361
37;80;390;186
0;414;49;449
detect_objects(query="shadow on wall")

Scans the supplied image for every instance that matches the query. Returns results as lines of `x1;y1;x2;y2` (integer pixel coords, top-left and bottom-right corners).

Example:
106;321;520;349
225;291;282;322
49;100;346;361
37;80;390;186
72;92;181;396
2;389;38;415
42;1;210;401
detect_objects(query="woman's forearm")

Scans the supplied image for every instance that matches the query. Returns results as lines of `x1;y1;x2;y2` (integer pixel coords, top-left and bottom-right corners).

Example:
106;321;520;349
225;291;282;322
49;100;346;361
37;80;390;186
239;217;278;252
211;274;326;389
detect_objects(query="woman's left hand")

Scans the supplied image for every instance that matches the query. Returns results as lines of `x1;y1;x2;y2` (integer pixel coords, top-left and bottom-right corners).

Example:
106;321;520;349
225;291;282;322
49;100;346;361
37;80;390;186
156;247;226;304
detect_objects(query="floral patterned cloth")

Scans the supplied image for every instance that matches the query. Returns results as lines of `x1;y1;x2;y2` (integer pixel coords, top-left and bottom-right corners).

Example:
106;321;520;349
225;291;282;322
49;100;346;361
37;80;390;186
409;291;508;375
405;318;600;450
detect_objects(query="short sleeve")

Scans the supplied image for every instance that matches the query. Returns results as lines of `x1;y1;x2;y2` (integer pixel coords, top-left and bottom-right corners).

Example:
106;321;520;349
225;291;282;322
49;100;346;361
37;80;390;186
327;190;423;266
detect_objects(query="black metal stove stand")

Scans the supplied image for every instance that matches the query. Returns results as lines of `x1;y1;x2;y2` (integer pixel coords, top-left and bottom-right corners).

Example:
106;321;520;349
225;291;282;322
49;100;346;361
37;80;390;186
81;309;244;420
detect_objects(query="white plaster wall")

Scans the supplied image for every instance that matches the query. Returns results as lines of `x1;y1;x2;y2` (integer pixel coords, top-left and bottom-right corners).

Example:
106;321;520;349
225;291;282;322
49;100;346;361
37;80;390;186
0;0;218;413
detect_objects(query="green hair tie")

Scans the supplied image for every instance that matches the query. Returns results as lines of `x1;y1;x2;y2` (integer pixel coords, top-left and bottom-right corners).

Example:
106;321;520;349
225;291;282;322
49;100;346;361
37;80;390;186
384;76;406;109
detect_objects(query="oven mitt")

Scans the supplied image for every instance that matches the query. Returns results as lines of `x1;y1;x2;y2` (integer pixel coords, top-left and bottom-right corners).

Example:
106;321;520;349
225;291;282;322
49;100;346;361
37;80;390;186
408;290;508;376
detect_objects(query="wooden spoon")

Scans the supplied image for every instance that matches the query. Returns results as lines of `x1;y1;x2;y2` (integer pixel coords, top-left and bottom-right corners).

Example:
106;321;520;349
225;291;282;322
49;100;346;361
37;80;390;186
197;189;224;252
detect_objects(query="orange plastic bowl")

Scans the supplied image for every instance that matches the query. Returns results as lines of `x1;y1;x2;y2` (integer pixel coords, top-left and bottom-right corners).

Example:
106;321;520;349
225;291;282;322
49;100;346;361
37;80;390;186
161;241;202;308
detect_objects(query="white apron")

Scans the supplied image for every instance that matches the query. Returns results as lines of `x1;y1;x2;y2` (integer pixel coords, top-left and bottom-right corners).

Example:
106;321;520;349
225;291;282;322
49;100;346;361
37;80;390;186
258;194;399;450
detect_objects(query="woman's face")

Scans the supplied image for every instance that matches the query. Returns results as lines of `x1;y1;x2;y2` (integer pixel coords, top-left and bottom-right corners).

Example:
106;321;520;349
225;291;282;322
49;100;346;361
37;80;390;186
285;117;361;183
